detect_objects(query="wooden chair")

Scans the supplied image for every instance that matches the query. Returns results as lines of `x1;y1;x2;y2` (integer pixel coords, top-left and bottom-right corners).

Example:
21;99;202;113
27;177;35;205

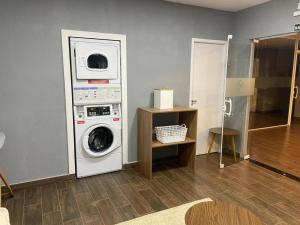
0;132;14;197
207;127;239;161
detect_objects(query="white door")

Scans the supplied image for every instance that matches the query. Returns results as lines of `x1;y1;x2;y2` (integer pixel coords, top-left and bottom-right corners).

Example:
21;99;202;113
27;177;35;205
190;39;227;155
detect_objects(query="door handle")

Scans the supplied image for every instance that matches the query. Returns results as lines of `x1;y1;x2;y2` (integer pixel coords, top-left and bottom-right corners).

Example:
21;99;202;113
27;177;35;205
223;98;232;117
294;86;299;99
191;100;197;105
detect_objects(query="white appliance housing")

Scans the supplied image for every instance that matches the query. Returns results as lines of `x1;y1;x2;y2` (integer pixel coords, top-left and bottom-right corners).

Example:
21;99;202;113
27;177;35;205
74;104;122;178
73;38;120;80
62;30;128;175
69;37;123;178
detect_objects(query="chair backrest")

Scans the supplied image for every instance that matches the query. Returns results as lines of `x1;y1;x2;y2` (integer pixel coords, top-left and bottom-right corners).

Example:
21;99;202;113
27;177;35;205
0;132;5;150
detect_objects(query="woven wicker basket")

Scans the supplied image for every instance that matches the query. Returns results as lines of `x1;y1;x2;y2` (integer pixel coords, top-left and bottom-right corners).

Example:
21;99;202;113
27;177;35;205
155;124;188;144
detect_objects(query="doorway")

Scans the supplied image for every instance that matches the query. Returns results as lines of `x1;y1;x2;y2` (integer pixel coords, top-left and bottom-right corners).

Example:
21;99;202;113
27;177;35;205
248;33;300;179
190;39;227;158
249;37;296;129
190;37;252;169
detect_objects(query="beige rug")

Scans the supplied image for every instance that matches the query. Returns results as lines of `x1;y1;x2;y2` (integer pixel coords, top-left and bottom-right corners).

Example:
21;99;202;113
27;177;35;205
0;208;10;225
116;198;212;225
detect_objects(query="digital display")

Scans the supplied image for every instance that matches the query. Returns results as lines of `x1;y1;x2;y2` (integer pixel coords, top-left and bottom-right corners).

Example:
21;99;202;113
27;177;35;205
87;106;110;117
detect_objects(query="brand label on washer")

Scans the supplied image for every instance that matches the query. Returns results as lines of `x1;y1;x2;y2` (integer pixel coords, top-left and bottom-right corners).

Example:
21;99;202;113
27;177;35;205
77;121;85;124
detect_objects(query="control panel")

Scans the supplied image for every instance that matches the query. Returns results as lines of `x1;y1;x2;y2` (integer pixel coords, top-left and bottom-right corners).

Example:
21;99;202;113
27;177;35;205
74;104;121;121
86;106;111;117
73;86;121;105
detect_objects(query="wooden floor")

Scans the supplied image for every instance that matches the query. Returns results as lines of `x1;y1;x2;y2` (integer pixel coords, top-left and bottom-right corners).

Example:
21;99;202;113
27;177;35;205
249;120;300;178
3;155;300;225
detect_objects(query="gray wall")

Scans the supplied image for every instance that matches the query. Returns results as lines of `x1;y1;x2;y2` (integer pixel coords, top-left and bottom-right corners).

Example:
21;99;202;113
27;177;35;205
0;0;234;184
232;0;299;75
226;0;300;156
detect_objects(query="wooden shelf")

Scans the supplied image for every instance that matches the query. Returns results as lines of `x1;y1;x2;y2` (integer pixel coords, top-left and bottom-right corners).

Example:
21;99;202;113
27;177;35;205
140;106;197;114
152;137;196;148
138;106;198;179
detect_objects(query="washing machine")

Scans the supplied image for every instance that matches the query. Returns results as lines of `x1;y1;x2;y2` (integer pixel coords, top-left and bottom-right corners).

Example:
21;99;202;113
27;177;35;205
74;103;122;178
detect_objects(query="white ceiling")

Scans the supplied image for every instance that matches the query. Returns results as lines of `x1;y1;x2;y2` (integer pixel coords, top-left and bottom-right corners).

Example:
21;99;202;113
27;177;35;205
164;0;272;12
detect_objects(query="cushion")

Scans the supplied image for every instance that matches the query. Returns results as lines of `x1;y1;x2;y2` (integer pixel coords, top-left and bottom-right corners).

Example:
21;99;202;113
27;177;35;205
0;208;10;225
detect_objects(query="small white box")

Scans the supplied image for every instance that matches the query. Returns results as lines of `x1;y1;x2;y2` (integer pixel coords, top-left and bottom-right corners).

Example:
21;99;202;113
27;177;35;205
154;89;173;109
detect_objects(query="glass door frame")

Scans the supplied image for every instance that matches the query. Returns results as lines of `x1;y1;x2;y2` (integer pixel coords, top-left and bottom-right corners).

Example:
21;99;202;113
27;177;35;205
288;39;299;125
241;39;255;159
248;33;300;132
219;35;232;168
220;35;255;167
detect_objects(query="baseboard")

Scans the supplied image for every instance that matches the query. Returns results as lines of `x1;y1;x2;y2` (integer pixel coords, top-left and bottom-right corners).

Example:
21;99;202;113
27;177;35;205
2;174;76;193
2;161;140;193
123;161;138;169
2;155;227;192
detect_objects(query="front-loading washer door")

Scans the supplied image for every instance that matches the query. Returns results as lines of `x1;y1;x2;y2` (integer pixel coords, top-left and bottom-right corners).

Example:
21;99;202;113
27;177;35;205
88;126;113;152
82;124;121;157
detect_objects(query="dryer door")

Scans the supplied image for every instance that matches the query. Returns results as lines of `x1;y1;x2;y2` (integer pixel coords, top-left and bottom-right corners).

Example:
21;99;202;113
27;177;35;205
82;124;121;157
75;40;120;80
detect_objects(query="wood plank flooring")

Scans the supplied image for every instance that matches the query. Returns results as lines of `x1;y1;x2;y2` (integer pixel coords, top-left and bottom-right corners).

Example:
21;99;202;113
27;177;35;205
249;119;300;178
3;155;300;225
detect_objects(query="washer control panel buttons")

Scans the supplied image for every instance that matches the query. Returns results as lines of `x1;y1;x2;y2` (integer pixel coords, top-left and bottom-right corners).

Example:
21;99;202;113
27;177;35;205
73;86;121;105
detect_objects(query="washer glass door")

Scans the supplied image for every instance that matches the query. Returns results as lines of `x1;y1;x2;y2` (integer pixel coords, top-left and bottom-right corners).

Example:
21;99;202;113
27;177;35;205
88;127;114;153
87;54;108;70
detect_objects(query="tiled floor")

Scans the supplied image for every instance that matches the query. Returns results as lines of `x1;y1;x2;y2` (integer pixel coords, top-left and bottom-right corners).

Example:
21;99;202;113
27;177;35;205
249;119;300;178
3;154;300;225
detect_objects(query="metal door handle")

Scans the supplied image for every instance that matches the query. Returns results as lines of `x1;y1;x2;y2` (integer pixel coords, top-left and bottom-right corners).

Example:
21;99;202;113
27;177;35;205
191;100;197;105
294;86;299;99
223;98;232;117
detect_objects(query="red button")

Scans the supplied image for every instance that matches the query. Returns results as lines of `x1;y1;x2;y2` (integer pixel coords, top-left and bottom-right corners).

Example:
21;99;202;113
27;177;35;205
113;118;120;121
88;80;109;84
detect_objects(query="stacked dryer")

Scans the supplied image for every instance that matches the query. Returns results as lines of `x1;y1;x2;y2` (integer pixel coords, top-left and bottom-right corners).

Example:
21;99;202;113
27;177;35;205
70;38;122;178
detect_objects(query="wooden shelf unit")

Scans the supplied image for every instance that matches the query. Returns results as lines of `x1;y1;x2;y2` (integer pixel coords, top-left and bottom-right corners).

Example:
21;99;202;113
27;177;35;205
138;106;198;179
152;137;196;148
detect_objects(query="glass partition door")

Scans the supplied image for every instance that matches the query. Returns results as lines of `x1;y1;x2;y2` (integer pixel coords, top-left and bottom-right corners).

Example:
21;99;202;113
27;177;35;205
220;36;254;168
247;36;300;176
293;40;300;121
249;38;296;129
